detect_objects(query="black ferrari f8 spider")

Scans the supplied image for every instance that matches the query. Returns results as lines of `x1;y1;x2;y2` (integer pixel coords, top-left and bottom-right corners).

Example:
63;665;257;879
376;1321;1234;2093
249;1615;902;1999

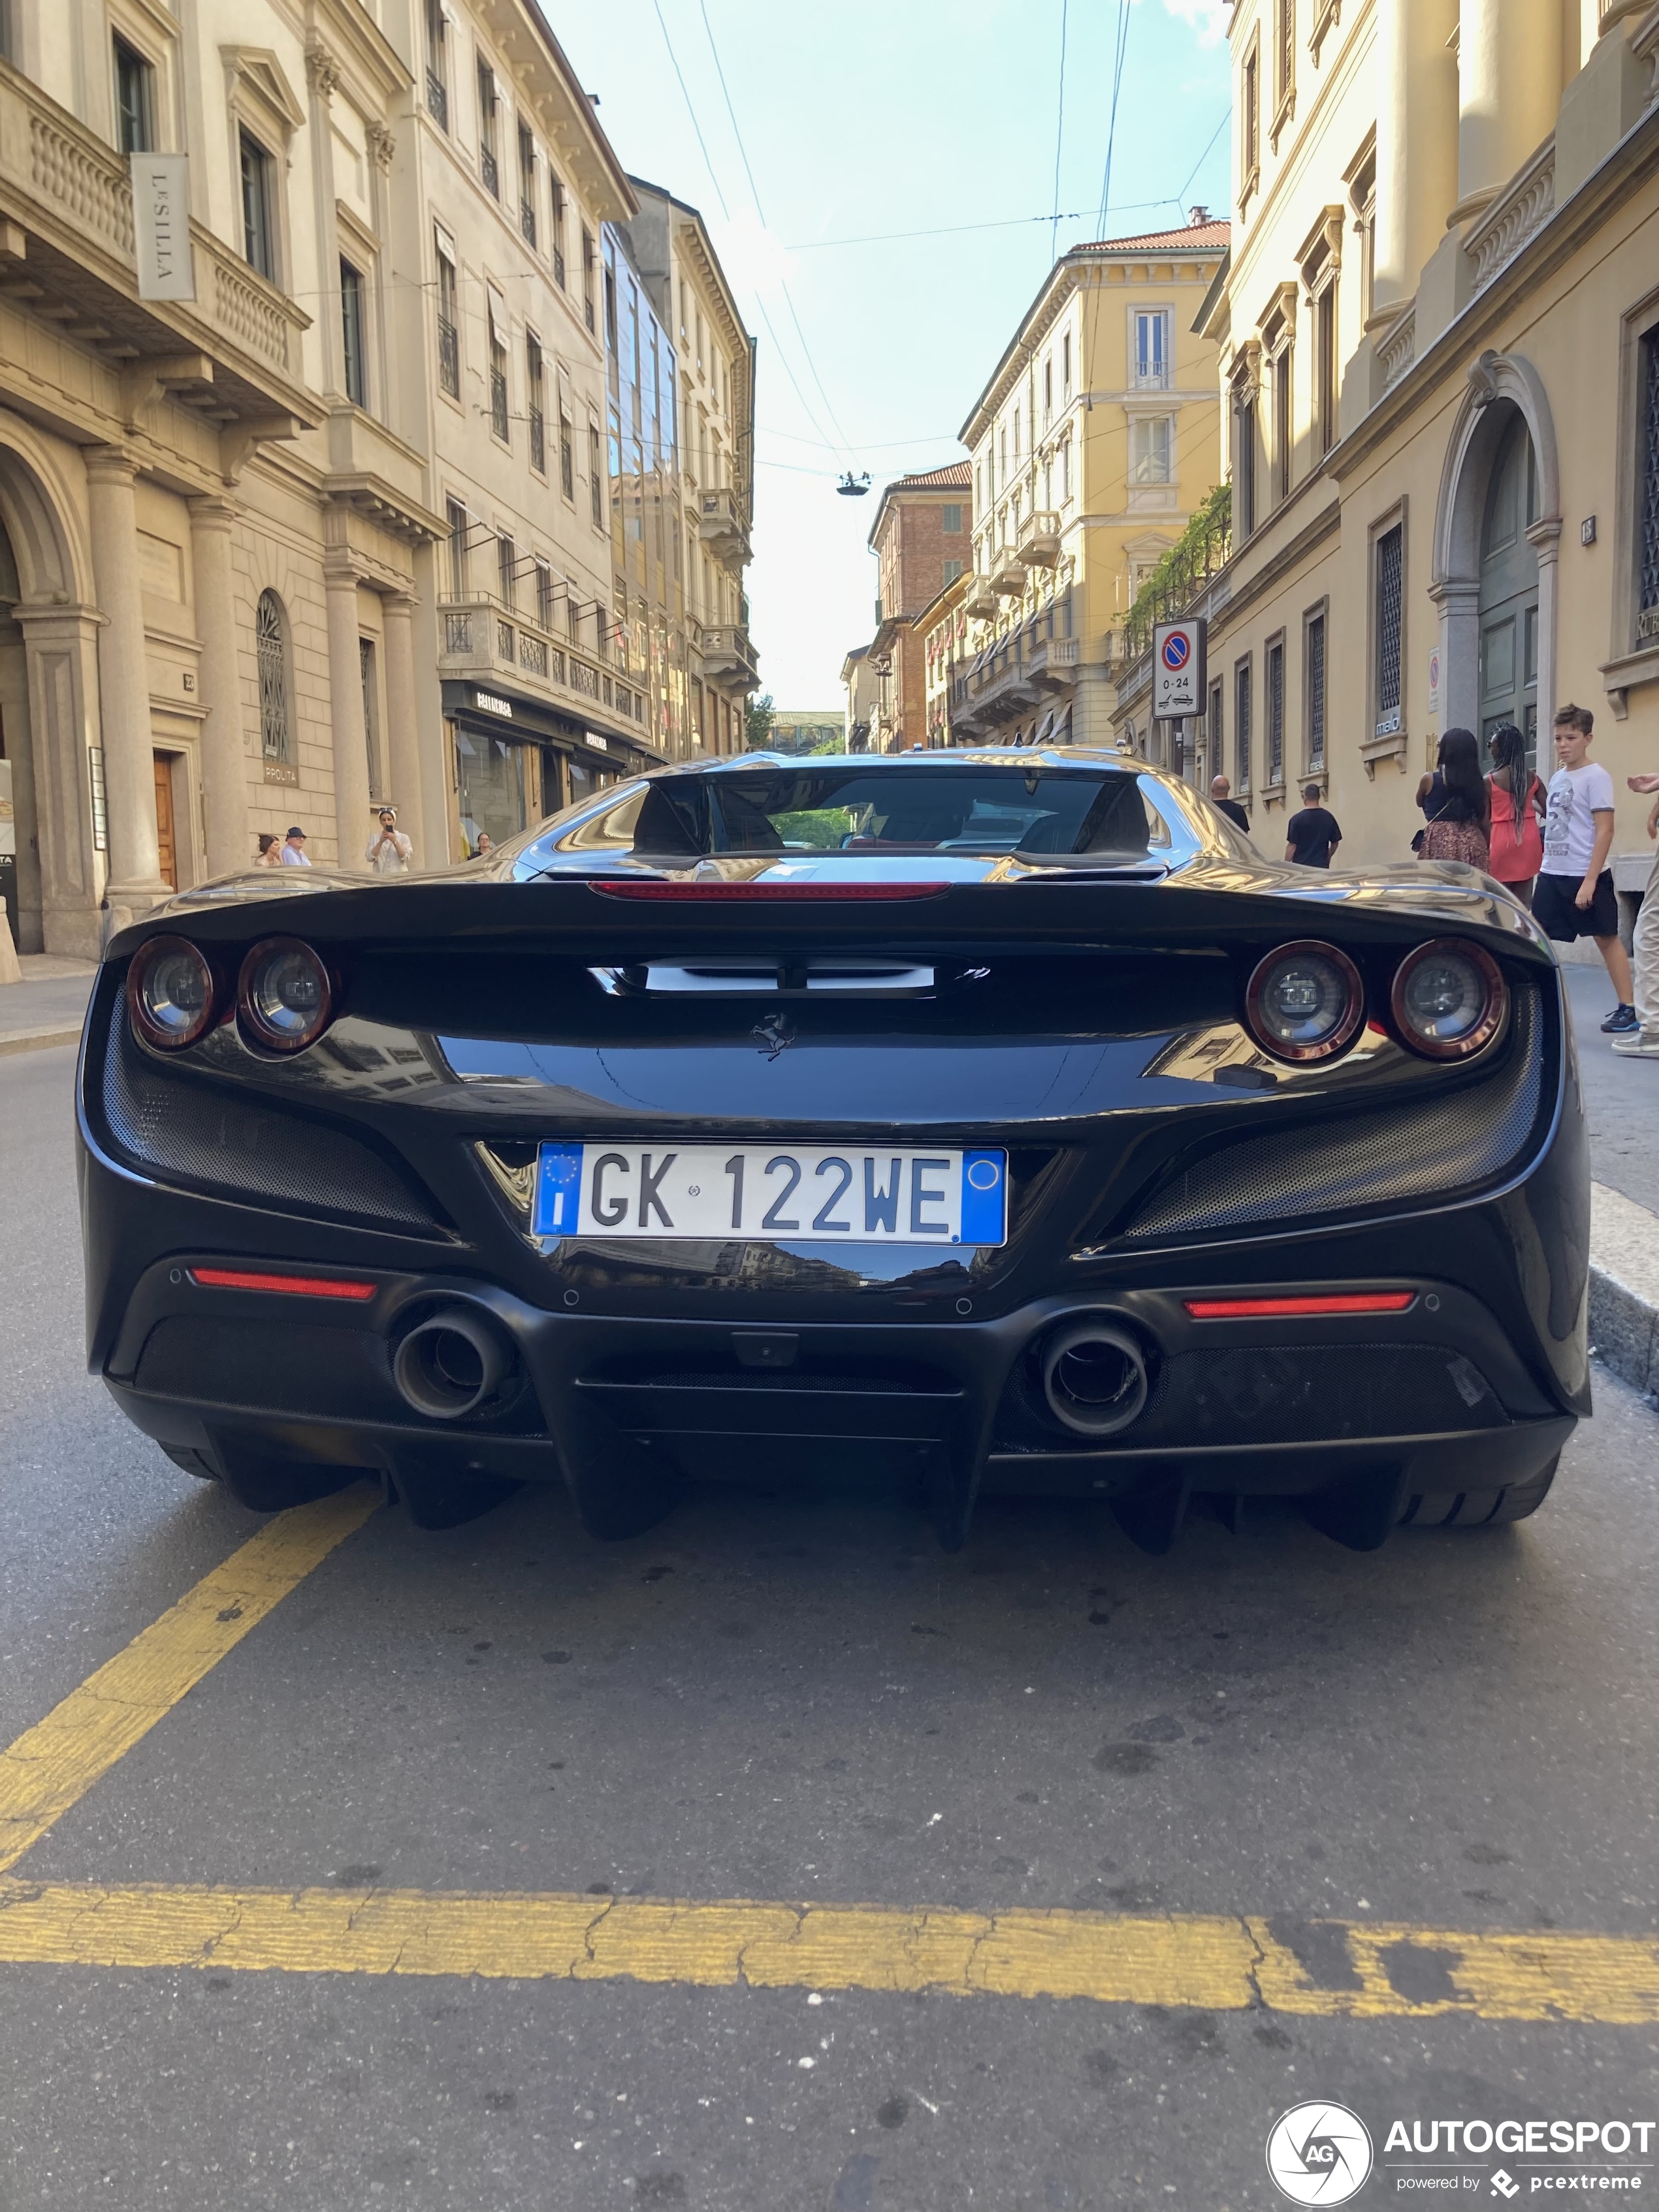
78;750;1588;1552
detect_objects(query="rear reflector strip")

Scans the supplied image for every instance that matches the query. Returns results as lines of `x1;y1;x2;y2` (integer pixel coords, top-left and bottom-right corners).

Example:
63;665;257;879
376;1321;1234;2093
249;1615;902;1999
188;1267;378;1302
1183;1292;1417;1320
590;880;951;903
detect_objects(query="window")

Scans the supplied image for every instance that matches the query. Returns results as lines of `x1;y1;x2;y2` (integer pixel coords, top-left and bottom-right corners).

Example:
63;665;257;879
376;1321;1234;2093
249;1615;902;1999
1266;635;1285;784
1134;310;1170;389
1242;39;1260;202
535;560;554;630
942;558;964;585
550;173;566;287
1130;417;1172;485
476;61;498;197
239;129;275;281
424;0;447;127
446;497;470;594
360;637;382;800
1207;677;1223;775
1374;522;1404;735
1061;435;1072;502
256;592;290;763
1274;342;1293;500
436;236;459;397
1042;359;1053;425
518;121;536;246
113;37;155;155
1315;280;1337;457
1234;658;1252;793
497;532;516;608
589;423;603;527
1062;332;1072;398
526;332;545;472
1232;364;1257;537
340;259;366;408
1274;0;1295;116
560;406;575;500
583;229;597;335
1013;407;1022;461
941;504;962;534
1305;608;1327;770
487;294;509;442
1638;327;1659;643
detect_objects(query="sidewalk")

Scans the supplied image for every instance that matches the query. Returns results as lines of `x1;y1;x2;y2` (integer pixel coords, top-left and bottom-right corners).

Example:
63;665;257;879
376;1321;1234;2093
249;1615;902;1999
0;955;96;1057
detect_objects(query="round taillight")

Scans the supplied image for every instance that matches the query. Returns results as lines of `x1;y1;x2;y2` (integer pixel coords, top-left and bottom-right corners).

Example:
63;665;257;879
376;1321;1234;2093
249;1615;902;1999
1391;938;1506;1060
1244;941;1365;1063
128;936;216;1050
237;937;334;1053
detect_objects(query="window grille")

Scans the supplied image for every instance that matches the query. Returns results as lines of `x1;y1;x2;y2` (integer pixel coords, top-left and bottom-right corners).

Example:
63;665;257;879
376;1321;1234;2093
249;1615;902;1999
477;63;498;197
536;562;554;629
424;0;447;127
1374;524;1404;733
489;338;509;441
497;534;516;609
1266;639;1285;784
560;411;575;500
1235;660;1252;793
518;123;536;246
340;259;366;408
436;243;459;397
551;177;566;288
1306;612;1326;769
1639;330;1659;643
239;131;275;281
256;592;290;762
589;426;603;527
526;332;545;472
446;498;469;594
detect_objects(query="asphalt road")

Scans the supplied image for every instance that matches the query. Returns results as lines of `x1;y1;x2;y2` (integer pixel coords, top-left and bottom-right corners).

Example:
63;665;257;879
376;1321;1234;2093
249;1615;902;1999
3;1039;1658;2211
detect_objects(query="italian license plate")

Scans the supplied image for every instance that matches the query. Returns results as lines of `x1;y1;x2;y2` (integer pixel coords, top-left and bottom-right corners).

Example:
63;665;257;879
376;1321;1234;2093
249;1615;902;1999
532;1142;1008;1246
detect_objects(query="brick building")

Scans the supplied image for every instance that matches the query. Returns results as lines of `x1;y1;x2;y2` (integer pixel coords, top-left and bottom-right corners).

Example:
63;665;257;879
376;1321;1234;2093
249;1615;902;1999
858;462;972;750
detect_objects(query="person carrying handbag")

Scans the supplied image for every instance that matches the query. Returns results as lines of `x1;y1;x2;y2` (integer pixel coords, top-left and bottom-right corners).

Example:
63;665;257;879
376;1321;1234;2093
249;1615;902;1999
1484;722;1545;906
1413;728;1491;869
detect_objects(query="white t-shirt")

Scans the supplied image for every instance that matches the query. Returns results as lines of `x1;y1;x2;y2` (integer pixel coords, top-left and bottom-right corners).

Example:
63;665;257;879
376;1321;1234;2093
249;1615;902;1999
1541;761;1615;877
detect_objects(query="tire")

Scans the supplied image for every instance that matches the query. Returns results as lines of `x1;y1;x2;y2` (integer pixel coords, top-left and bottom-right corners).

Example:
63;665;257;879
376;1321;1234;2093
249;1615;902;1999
1398;1454;1558;1529
159;1443;223;1483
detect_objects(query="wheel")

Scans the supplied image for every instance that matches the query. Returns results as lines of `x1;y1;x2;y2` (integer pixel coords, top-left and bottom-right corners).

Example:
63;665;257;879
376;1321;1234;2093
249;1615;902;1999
1398;1454;1558;1529
159;1443;223;1483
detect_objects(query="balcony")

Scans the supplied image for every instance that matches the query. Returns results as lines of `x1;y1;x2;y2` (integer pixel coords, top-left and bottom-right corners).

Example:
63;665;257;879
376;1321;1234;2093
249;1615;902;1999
438;594;649;740
701;622;761;690
990;551;1028;596
963;575;999;619
1030;634;1080;690
1016;509;1062;566
698;487;750;568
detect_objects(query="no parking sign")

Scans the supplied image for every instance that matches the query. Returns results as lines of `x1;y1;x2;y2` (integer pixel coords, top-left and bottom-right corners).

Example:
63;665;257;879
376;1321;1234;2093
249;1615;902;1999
1153;618;1206;719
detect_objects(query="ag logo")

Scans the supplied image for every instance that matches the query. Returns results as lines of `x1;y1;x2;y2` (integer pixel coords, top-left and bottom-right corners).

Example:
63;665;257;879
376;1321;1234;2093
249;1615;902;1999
1265;2101;1374;2205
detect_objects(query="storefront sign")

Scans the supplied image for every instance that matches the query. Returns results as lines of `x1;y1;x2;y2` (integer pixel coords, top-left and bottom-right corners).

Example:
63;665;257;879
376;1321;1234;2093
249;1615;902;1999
131;153;195;302
474;690;514;718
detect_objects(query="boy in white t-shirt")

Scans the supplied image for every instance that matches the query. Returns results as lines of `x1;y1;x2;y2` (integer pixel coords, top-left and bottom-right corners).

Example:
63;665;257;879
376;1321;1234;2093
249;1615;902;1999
1533;705;1635;1035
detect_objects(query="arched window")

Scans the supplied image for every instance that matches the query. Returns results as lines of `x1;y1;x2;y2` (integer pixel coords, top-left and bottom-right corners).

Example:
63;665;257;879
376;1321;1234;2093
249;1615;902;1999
256;590;291;764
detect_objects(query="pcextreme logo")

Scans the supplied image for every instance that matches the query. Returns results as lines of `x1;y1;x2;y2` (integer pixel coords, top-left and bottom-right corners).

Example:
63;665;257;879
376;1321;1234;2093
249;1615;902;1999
1266;2102;1376;2205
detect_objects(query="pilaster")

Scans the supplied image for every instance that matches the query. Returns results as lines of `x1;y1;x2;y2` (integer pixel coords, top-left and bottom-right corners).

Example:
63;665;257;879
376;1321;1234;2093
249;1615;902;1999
84;447;167;914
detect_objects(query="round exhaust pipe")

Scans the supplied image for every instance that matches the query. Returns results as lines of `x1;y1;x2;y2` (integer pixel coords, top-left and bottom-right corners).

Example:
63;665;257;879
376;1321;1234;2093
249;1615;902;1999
1039;1319;1150;1438
393;1306;510;1420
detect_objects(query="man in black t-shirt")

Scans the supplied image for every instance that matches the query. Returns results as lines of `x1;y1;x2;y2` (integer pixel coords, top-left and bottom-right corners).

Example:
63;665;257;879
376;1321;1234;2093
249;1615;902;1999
1209;773;1251;835
1284;784;1343;867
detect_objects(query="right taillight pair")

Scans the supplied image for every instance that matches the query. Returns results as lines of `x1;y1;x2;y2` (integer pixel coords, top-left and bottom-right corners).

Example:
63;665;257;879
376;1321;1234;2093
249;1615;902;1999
1245;938;1507;1066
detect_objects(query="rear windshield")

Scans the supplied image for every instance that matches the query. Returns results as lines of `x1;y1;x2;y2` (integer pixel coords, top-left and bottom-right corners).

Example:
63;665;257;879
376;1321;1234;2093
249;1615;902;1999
531;766;1167;861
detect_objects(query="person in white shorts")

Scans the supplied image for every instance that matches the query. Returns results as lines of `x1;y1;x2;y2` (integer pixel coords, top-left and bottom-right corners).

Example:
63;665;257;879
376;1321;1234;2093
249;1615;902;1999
1532;705;1635;1036
1616;771;1659;1059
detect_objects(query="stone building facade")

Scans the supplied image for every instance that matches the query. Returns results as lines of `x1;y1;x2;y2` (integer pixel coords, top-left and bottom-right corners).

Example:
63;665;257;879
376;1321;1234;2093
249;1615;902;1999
861;462;971;752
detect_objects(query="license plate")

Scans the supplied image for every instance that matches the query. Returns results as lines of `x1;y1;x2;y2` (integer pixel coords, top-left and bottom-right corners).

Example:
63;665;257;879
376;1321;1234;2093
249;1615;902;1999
532;1142;1008;1246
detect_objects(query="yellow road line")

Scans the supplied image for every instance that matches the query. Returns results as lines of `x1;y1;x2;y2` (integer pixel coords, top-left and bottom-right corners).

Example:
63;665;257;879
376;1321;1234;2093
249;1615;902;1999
0;1488;378;1874
1;1880;1655;2022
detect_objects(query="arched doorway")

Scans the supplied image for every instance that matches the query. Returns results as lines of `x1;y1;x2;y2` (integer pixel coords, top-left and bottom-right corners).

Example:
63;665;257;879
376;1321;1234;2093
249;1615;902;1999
1477;411;1540;764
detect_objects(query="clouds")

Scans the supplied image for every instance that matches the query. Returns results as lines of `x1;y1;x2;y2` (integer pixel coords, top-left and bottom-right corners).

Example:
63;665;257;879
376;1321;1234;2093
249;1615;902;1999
1156;0;1232;45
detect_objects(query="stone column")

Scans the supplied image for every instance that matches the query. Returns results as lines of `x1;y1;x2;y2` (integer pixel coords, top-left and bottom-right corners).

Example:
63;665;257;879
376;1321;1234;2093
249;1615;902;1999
84;447;166;908
188;496;248;876
1429;578;1481;741
323;556;371;867
1455;0;1564;219
380;591;425;862
1372;0;1461;321
1528;517;1562;738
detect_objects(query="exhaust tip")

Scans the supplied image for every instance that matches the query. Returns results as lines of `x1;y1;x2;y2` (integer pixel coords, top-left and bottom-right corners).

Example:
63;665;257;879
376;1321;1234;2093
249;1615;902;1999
1040;1320;1150;1437
393;1307;511;1421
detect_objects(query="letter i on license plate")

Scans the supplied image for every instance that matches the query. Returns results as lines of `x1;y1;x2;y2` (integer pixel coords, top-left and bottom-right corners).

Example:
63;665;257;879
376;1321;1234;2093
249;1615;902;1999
532;1142;1008;1245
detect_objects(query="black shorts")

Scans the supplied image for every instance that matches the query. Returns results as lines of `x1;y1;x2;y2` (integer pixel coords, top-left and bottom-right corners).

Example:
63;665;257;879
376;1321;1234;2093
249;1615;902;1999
1534;869;1620;942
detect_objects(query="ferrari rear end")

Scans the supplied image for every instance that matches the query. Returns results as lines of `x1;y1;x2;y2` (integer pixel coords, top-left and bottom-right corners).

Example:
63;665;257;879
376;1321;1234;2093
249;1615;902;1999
77;753;1587;1551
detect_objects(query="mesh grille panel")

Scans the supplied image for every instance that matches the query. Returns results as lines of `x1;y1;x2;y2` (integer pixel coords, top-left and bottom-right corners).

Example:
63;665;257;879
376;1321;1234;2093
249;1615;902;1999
103;1021;440;1231
1121;991;1541;1242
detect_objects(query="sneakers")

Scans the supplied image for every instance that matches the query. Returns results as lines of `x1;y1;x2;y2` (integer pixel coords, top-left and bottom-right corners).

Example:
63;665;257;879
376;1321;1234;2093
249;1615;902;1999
1611;1030;1659;1057
1601;1002;1639;1034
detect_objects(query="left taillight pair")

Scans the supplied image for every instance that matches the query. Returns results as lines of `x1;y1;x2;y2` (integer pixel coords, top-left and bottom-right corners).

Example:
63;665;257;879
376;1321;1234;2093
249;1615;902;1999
127;936;334;1055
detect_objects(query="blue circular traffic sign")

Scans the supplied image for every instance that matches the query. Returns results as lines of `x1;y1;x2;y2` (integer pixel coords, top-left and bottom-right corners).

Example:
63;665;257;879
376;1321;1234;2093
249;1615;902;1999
1161;632;1191;671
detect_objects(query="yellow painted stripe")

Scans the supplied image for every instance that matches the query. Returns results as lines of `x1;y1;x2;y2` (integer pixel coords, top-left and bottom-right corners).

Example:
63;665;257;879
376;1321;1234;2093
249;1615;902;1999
1;1881;1656;2023
0;1488;378;1874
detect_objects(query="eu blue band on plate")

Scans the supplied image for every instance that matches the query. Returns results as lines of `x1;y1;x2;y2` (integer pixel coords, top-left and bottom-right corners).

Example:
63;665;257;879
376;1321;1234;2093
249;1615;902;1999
534;1143;583;1237
959;1149;1005;1246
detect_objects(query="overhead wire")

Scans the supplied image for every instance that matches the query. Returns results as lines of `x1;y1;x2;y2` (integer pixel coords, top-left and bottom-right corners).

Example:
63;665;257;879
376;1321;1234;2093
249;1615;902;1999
1050;0;1070;263
1096;0;1135;238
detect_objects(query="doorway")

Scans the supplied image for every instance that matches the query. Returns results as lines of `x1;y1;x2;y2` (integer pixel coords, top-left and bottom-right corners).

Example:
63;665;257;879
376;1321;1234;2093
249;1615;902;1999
152;752;178;890
1476;411;1540;767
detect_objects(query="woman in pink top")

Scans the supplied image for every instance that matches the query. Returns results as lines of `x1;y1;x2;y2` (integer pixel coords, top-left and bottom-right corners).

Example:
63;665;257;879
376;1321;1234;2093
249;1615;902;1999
1485;723;1546;906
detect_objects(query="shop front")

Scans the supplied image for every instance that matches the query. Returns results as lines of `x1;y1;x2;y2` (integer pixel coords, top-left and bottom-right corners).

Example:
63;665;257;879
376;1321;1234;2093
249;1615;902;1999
442;682;654;858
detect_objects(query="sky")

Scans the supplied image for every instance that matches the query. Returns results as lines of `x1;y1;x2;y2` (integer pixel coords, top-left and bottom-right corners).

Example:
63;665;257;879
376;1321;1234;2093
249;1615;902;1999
552;0;1233;712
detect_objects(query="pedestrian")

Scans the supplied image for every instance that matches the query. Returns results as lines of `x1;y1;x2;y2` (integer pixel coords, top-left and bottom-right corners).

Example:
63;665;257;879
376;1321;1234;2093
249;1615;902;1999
1484;722;1545;907
1534;704;1637;1034
365;805;413;874
474;830;494;858
280;825;312;867
1414;728;1490;869
254;831;282;867
1210;773;1251;835
1283;782;1342;868
1611;769;1659;1059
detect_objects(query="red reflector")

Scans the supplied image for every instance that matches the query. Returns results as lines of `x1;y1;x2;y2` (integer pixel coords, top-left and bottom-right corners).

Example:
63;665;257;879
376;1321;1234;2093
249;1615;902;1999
589;880;950;902
188;1268;378;1302
1183;1292;1417;1320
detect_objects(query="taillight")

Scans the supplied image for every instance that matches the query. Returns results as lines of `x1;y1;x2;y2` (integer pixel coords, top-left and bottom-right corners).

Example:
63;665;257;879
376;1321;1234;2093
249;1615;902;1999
237;938;334;1053
128;936;216;1050
590;880;951;902
1391;939;1506;1060
1244;940;1364;1064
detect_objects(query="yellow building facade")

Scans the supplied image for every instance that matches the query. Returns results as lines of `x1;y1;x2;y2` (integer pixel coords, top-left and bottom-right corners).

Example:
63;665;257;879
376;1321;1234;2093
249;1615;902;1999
952;217;1228;749
1142;0;1659;908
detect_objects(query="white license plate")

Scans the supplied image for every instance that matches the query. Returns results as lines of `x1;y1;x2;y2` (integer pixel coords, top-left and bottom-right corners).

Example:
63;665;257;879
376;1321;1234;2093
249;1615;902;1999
532;1142;1008;1246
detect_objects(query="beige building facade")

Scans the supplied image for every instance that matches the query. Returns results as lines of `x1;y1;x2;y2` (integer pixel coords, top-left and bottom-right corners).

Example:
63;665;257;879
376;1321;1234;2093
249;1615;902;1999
953;217;1228;751
1131;0;1659;897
